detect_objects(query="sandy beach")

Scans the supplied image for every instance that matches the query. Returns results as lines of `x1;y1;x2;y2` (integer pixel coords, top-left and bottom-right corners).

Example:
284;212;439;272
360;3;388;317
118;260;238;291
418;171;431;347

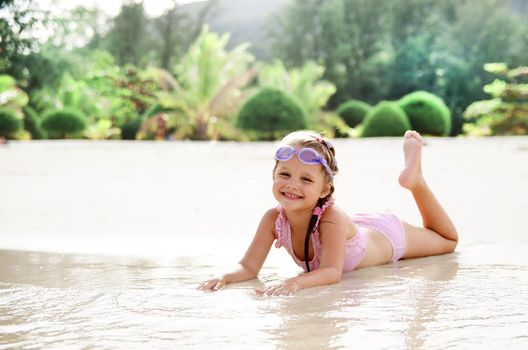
1;137;528;349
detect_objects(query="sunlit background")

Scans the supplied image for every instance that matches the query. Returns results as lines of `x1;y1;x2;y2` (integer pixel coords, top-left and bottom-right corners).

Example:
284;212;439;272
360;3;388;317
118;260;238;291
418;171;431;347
1;0;527;142
1;1;528;349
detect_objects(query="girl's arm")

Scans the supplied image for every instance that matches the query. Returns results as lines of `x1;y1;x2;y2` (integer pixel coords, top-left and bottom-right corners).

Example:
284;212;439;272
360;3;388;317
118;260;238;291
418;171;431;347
198;209;277;291
256;210;348;296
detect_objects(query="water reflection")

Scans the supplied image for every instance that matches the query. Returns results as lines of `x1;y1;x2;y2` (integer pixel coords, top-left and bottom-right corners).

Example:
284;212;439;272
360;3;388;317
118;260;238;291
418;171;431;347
401;257;460;349
1;249;527;349
262;256;460;350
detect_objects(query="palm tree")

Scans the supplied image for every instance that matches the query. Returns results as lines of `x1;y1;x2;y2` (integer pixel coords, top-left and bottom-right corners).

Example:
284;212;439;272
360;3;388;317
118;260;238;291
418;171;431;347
151;25;257;140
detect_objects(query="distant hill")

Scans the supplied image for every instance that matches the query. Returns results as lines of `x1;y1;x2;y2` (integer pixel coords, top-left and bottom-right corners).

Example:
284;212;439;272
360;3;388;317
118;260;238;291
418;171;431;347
180;0;289;59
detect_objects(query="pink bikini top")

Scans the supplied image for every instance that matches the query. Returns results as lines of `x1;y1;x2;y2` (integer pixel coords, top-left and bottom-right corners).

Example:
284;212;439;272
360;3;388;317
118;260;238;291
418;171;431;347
274;198;367;272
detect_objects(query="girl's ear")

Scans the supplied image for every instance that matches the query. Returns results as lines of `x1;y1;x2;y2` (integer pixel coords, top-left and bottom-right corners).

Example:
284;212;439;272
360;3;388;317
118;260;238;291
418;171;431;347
320;181;332;199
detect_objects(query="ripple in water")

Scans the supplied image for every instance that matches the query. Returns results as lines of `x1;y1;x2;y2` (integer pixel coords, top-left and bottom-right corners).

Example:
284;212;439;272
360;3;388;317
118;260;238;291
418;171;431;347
1;250;527;349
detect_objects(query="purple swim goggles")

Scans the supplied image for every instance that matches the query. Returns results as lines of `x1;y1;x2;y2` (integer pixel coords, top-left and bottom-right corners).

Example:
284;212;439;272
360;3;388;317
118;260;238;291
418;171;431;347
275;145;334;177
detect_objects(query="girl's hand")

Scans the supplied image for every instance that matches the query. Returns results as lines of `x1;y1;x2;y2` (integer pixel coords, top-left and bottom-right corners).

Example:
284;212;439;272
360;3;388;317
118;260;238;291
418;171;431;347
255;279;300;297
198;277;227;291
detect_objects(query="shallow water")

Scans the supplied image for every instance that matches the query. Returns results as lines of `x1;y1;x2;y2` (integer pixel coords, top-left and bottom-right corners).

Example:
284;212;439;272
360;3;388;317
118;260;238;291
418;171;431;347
1;138;528;349
1;250;527;349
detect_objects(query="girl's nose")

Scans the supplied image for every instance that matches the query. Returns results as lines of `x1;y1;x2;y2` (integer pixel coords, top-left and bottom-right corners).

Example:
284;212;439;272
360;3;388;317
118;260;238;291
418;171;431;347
286;179;301;189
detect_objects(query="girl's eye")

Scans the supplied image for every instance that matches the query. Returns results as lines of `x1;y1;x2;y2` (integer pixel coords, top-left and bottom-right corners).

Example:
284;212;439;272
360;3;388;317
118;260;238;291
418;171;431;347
278;172;290;178
302;177;313;183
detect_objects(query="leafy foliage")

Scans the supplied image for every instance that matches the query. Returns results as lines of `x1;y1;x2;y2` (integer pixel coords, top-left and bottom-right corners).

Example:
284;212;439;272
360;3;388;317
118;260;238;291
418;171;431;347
463;64;528;136
336;100;372;128
0;0;41;82
23;105;45;139
41;108;87;139
361;102;411;137
152;25;256;140
104;2;149;66
258;60;336;121
0;75;29;113
398;91;451;136
237;88;307;139
0;107;22;138
270;0;528;135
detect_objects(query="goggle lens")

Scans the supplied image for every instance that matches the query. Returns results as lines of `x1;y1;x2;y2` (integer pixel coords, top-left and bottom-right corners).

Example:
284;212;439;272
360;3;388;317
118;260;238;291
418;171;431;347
274;146;334;177
275;146;295;160
298;148;320;163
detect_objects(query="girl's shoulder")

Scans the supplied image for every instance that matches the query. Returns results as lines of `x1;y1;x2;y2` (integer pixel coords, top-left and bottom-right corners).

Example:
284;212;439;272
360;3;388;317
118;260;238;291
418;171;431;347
261;207;281;226
319;202;351;226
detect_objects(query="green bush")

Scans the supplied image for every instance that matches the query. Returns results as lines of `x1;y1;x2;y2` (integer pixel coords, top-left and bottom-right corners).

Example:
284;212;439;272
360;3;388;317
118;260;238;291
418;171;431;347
398;91;451;136
23;106;46;139
0;107;22;139
237;88;307;139
41;108;87;139
121;118;142;140
336;100;372;128
361;101;411;137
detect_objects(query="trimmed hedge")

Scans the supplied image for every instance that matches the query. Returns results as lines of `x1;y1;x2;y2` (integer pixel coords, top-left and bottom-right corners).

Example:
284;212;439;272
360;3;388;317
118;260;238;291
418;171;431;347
336;99;372;128
41;108;86;139
361;101;411;137
237;88;307;137
0;107;22;139
398;91;451;136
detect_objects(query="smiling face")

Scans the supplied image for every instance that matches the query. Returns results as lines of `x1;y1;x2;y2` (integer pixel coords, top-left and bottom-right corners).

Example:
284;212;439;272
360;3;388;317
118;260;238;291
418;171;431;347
272;152;332;213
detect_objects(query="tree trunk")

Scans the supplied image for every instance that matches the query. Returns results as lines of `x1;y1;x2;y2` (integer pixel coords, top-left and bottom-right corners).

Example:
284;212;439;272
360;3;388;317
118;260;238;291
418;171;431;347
194;119;209;140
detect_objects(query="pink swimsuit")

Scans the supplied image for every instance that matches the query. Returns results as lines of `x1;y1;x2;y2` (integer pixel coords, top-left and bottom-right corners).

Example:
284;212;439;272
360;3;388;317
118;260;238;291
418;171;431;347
274;198;406;272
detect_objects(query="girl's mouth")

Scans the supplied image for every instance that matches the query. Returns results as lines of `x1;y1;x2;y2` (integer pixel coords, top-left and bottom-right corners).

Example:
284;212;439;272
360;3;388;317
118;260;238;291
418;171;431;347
282;191;302;200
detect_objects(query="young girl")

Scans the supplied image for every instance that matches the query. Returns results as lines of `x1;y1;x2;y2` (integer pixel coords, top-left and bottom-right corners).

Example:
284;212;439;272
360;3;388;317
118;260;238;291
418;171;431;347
199;130;458;296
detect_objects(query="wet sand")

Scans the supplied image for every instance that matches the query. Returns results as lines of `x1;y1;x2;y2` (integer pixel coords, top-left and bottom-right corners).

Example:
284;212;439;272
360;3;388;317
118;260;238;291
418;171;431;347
1;137;528;349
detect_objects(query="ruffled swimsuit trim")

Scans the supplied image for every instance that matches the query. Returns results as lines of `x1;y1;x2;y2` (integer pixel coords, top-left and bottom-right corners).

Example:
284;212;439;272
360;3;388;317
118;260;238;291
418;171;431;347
274;198;405;272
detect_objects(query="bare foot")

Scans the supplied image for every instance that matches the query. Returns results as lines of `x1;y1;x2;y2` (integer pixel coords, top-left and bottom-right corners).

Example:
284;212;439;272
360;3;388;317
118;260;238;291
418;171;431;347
398;130;425;189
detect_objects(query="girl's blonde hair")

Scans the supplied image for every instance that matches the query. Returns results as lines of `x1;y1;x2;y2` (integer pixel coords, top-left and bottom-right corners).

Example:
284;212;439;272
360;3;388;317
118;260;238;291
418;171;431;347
274;130;339;200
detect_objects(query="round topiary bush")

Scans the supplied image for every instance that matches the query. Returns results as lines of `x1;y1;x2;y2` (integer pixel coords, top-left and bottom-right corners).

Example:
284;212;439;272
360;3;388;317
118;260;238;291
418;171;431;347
41;108;86;139
398;91;451;136
0;107;22;139
336;99;372;128
237;88;307;138
361;101;411;137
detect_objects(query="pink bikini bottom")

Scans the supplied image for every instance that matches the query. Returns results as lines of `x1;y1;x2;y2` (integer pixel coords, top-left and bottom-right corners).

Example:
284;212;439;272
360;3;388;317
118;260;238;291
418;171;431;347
352;213;406;262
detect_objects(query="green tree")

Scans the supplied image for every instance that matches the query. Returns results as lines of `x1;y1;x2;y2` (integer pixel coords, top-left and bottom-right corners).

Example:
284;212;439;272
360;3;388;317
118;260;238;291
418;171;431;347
435;0;528;135
152;26;256;140
268;0;325;68
464;63;528;136
269;0;391;106
269;0;528;136
0;0;47;87
105;2;150;66
153;4;187;70
258;60;336;121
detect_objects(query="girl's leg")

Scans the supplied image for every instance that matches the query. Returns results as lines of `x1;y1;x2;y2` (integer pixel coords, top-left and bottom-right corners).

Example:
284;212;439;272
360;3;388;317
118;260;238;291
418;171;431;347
398;131;458;259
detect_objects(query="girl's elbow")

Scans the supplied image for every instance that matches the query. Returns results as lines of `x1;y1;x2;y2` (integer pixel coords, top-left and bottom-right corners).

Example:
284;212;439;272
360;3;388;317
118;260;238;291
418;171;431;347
329;268;343;284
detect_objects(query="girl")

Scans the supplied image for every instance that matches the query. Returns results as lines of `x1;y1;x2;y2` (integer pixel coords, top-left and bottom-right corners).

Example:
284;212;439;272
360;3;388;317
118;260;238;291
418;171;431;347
199;130;458;296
